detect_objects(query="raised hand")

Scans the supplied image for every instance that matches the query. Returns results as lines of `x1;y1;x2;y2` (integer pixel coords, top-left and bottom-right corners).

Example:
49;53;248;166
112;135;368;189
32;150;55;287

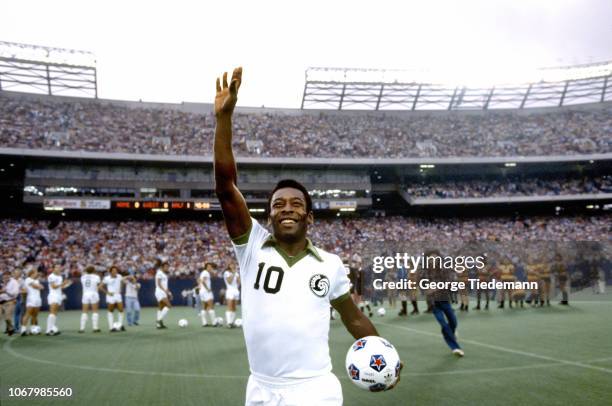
215;67;242;117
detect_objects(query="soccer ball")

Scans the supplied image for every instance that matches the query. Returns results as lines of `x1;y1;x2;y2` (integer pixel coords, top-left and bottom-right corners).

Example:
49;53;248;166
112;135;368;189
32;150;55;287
345;336;401;392
215;317;224;326
178;319;188;328
30;325;41;335
234;318;242;327
112;322;122;330
377;308;386;317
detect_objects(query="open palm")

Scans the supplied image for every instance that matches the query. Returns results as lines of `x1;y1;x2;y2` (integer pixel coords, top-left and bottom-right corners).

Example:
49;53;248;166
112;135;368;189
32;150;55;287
215;67;242;116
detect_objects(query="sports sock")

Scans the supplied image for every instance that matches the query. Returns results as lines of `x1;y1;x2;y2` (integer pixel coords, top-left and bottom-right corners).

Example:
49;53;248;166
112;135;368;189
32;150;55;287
400;301;407;313
92;313;99;329
156;310;161;322
200;310;207;325
207;309;216;325
225;311;231;325
159;306;169;321
231;311;237;324
46;314;56;333
80;313;88;330
107;312;114;329
117;312;123;326
411;300;419;312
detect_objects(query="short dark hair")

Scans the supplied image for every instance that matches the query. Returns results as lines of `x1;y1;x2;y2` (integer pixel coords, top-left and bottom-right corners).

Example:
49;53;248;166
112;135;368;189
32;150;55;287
267;179;312;214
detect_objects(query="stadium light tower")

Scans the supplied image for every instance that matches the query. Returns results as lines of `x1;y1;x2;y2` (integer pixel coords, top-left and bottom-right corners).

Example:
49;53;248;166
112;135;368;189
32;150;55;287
0;41;98;98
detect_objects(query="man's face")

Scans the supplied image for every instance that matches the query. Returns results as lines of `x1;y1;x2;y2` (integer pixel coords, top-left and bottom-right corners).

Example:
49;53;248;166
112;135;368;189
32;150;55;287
269;187;313;244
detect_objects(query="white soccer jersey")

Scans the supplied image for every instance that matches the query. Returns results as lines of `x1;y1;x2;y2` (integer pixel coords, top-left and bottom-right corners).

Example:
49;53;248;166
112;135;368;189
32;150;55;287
81;273;101;294
199;270;211;292
155;270;168;293
25;277;41;301
47;273;63;296
103;274;123;294
232;218;350;380
224;270;239;290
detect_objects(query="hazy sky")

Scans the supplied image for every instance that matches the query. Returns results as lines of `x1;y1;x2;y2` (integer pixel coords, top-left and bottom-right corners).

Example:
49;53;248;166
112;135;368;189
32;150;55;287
1;0;611;107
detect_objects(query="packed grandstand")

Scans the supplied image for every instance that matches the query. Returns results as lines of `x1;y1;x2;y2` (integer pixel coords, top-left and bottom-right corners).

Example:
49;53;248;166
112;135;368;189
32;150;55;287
1;92;611;158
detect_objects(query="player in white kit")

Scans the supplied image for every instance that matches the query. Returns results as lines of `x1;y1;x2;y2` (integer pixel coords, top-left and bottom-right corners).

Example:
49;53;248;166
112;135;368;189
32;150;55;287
46;265;72;336
20;268;44;336
213;67;400;405
100;266;125;332
198;262;219;327
223;262;240;328
155;262;172;329
79;266;101;333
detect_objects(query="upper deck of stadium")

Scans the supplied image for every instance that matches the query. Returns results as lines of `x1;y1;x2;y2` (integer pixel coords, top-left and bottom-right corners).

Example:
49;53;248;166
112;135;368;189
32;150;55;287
1;90;611;161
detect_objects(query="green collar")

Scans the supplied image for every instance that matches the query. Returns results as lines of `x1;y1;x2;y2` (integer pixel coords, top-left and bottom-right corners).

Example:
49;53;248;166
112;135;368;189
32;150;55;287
262;235;323;267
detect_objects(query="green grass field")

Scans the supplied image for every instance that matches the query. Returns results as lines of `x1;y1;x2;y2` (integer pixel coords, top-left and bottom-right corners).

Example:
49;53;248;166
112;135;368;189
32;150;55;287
2;294;612;406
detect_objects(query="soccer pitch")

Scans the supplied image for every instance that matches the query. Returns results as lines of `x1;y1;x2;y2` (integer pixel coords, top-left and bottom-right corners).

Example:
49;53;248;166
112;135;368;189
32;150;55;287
2;297;612;406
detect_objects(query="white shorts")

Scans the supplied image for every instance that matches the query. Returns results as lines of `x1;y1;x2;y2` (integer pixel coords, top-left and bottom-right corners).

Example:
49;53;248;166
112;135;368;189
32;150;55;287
246;373;342;406
199;291;214;302
26;296;42;308
82;291;100;305
47;293;63;306
106;293;122;304
155;290;168;303
226;289;240;301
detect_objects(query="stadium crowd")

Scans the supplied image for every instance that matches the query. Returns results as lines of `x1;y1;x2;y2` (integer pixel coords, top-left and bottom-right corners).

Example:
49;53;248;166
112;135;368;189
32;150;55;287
406;175;612;199
1;215;609;279
1;95;611;158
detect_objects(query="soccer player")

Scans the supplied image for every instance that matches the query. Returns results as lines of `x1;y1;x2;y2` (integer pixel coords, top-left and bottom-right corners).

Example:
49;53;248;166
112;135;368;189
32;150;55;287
525;258;541;307
198;262;219;327
100;265;125;332
0;271;19;335
155;261;172;329
223;262;240;327
80;266;101;333
497;257;515;309
539;261;552;306
552;254;570;305
20;269;44;336
213;67;400;403
46;265;72;336
474;259;490;310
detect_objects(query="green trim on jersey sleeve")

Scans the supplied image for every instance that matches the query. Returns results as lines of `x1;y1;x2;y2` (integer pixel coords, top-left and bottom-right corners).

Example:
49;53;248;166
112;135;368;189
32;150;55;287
330;291;350;306
231;223;252;245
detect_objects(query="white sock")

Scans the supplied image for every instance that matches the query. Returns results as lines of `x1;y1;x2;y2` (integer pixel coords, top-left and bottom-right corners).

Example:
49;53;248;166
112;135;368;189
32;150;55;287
92;313;99;330
200;310;207;325
107;312;114;329
230;311;236;324
46;314;56;333
207;309;216;325
80;313;88;330
159;307;169;321
225;311;231;326
20;325;27;333
156;310;161;322
117;312;123;327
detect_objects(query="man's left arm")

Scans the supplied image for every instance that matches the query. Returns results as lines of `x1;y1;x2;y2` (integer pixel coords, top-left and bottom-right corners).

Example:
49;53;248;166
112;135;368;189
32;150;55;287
332;296;378;339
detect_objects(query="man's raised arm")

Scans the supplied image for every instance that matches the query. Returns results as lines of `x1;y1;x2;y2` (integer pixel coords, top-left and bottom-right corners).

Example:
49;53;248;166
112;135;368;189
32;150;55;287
213;67;251;239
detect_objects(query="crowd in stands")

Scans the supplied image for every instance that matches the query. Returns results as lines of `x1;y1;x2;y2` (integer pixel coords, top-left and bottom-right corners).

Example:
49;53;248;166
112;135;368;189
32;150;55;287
406;175;612;199
1;95;611;158
1;216;609;280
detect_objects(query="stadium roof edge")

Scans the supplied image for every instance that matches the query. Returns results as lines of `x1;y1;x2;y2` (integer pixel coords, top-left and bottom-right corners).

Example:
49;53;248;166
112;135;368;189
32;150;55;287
1;148;610;167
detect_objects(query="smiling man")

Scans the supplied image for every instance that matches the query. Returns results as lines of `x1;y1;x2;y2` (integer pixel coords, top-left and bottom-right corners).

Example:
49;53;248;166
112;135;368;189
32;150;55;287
213;67;392;405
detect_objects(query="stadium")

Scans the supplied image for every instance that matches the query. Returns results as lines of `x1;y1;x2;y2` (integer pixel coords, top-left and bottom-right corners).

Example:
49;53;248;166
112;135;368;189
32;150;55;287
1;25;611;406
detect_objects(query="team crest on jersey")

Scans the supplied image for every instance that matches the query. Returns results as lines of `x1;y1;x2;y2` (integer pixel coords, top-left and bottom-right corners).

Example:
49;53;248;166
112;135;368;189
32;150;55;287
352;338;367;351
369;354;387;372
348;364;360;380
309;274;329;297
